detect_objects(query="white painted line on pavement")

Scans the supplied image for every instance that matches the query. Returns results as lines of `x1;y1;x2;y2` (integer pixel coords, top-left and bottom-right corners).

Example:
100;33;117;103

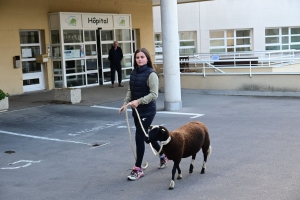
0;130;110;147
91;105;205;118
1;160;42;170
1;105;50;113
157;111;205;118
91;105;131;111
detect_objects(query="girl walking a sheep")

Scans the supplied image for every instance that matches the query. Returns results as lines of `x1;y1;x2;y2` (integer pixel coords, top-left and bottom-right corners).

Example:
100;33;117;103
119;48;168;181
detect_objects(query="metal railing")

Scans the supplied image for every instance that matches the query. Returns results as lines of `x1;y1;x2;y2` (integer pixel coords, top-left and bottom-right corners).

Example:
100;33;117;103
154;50;300;77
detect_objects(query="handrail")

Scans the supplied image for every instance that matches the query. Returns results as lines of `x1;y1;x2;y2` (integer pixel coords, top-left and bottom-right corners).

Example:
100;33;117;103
154;50;300;78
193;54;225;73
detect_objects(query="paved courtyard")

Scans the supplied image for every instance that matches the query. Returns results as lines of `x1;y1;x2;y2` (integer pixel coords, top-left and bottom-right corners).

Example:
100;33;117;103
1;89;300;200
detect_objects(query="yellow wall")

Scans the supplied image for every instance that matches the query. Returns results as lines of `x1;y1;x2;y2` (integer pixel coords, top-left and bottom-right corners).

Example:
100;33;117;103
0;0;154;95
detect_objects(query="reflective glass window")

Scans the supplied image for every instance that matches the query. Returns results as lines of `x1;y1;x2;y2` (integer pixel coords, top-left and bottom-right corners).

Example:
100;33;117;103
119;43;131;54
236;30;250;37
66;74;86;87
65;60;85;74
116;29;131;41
21;46;40;59
53;61;62;75
102;43;113;55
84;30;96;41
63;30;83;43
265;29;279;36
101;30;113;41
87;73;98;84
122;55;132;68
51;30;60;44
291;28;300;35
20;31;39;44
86;59;98;71
210;40;224;47
210;31;224;38
22;61;41;73
85;44;97;56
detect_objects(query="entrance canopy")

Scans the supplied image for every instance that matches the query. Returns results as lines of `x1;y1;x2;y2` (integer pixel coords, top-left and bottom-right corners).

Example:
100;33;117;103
151;0;210;6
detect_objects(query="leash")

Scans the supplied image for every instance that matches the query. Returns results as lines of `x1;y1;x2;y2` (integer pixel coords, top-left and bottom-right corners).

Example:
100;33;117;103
125;103;148;169
125;103;162;169
124;103;171;165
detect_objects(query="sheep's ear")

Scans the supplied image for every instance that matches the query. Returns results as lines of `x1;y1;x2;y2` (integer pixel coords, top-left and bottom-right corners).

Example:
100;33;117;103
150;125;160;130
159;126;166;132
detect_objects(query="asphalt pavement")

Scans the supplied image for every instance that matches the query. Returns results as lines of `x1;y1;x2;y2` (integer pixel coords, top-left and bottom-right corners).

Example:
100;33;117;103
1;84;300;200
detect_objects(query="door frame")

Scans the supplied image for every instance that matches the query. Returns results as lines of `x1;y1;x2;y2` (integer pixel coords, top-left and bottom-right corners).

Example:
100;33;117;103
20;30;45;92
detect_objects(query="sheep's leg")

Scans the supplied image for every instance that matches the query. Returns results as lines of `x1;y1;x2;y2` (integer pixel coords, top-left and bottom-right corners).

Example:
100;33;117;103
169;161;180;190
177;164;182;179
201;145;211;174
189;154;196;173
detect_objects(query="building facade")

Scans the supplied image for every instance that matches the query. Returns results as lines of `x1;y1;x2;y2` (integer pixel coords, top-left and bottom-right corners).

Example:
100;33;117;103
153;0;300;57
0;0;155;95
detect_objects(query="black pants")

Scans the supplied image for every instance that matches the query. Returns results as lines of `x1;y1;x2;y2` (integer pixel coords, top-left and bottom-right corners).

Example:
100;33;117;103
110;64;122;84
134;115;162;168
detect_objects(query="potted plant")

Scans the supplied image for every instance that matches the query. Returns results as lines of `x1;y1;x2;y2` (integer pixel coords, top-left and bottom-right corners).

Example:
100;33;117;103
52;87;81;104
0;89;9;112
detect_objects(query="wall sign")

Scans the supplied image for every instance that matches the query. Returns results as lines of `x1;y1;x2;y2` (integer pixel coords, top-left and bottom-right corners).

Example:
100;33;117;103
82;14;113;28
113;15;130;28
60;14;82;28
22;49;32;58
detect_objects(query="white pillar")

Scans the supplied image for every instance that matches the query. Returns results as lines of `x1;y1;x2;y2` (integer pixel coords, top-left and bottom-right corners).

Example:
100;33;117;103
161;0;182;111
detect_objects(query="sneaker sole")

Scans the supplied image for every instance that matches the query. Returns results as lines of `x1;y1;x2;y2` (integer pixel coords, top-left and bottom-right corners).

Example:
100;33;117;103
127;174;144;181
158;164;166;169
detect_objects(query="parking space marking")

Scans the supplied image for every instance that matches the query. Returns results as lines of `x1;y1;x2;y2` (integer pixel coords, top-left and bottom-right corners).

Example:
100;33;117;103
3;105;49;113
0;130;109;146
73;121;125;134
157;111;204;118
91;105;205;118
1;160;42;170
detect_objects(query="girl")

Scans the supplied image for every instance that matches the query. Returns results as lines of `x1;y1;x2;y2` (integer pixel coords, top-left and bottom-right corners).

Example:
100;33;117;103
119;48;168;181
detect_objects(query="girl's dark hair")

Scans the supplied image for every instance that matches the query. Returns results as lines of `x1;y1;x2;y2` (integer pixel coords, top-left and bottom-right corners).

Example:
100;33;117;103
133;48;155;70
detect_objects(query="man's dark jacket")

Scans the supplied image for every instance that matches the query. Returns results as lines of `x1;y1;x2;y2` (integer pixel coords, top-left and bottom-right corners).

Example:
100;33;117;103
108;46;123;66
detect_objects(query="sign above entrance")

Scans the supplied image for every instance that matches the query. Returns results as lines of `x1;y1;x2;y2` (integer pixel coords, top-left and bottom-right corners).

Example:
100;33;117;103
49;12;131;29
82;14;113;28
113;15;130;28
60;14;82;28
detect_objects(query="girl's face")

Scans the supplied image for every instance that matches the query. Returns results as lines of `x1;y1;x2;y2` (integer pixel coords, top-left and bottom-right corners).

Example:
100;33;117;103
135;52;148;67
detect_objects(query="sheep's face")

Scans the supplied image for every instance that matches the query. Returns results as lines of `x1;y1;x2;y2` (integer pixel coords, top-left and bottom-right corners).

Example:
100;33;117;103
148;125;168;142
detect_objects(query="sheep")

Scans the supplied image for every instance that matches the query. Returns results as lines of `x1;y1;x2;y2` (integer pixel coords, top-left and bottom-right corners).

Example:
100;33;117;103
148;121;211;190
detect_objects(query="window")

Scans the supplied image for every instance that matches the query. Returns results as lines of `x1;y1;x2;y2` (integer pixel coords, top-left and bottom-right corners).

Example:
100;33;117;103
265;27;300;50
154;33;163;56
154;31;197;58
209;29;252;53
179;32;196;55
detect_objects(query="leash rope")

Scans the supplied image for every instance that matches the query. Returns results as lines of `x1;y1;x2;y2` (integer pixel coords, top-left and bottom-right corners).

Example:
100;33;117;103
125;103;148;169
124;103;172;168
125;103;171;169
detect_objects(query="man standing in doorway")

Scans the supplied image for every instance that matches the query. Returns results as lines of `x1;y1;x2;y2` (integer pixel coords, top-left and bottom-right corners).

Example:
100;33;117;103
108;41;124;88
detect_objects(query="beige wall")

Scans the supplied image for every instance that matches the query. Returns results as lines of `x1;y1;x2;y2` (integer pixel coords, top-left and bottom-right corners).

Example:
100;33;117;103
0;0;154;95
159;74;300;92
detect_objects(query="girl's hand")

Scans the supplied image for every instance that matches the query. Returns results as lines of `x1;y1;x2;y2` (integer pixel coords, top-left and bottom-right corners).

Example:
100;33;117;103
129;100;139;109
119;104;127;114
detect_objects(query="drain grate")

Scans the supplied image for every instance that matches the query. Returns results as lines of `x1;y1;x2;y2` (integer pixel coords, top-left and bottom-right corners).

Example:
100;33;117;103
5;150;15;154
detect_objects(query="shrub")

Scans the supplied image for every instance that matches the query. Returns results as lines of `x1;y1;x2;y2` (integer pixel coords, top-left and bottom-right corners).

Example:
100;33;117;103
0;89;9;101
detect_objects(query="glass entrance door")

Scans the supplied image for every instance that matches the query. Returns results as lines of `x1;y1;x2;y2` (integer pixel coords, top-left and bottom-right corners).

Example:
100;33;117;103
20;31;45;92
98;29;134;85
